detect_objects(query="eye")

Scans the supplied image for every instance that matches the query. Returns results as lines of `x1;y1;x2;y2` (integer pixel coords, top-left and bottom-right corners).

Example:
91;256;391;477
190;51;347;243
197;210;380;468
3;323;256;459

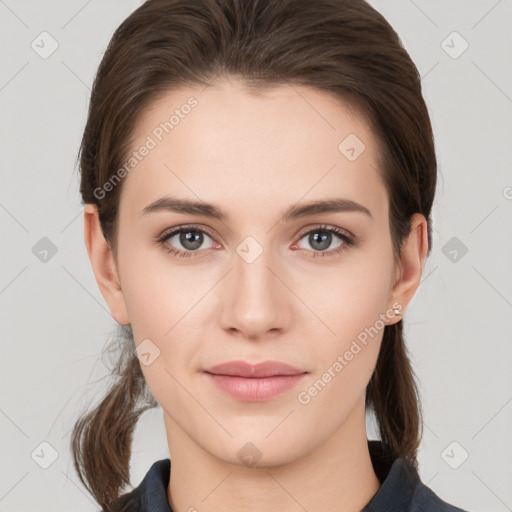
156;223;357;259
292;225;356;258
156;225;218;258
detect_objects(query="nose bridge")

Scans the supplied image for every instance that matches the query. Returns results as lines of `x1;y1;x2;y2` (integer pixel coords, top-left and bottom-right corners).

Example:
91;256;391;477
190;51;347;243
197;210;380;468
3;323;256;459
221;233;288;336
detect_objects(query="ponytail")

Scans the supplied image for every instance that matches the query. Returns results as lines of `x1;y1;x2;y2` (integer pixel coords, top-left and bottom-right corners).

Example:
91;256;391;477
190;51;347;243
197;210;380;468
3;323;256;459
366;320;424;469
70;325;157;511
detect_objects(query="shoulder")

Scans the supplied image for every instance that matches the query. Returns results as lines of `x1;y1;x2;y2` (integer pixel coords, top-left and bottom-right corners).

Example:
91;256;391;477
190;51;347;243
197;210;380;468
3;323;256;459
364;441;470;512
104;459;171;512
101;488;142;512
410;482;471;511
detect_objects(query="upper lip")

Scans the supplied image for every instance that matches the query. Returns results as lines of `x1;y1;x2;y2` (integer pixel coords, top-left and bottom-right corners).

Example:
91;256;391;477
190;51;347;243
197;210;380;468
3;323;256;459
204;360;307;378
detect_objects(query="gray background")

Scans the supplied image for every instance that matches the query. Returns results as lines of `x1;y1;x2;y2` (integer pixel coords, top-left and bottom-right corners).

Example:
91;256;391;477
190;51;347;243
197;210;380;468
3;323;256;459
1;0;511;510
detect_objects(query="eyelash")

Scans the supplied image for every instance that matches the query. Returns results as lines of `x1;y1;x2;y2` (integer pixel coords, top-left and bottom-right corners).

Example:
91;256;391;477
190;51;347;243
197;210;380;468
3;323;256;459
156;224;357;259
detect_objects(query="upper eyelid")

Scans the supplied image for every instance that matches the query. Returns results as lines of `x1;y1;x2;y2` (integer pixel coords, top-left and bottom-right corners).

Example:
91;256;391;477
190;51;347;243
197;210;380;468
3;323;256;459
159;224;216;241
295;224;352;239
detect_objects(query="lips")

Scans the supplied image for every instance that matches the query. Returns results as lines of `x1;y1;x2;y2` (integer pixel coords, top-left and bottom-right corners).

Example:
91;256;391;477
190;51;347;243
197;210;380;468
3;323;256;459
204;360;307;378
203;360;308;402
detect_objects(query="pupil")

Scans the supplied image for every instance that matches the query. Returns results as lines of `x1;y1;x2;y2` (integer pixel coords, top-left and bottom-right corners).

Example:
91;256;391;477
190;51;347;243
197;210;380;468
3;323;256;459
181;230;203;250
311;231;331;251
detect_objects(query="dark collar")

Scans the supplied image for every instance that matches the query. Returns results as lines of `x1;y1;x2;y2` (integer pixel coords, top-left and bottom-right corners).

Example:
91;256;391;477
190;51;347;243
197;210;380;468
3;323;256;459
112;440;467;511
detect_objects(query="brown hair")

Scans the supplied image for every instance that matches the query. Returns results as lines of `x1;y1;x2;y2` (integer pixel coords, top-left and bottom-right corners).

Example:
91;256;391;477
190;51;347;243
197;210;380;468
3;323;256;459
72;0;435;509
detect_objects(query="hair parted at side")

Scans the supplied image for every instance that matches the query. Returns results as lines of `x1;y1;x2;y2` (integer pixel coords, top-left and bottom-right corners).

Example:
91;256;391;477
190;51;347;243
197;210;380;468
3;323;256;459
72;0;436;509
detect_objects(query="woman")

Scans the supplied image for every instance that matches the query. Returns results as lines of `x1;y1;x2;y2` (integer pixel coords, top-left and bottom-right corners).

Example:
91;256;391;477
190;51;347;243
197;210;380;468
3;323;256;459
72;0;469;510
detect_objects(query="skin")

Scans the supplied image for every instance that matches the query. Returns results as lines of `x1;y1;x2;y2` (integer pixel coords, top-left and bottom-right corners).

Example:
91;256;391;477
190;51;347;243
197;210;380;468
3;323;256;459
84;76;428;512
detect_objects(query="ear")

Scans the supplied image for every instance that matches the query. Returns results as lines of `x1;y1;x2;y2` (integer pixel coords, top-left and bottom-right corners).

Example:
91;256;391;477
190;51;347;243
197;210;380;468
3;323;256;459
386;213;429;325
83;204;130;325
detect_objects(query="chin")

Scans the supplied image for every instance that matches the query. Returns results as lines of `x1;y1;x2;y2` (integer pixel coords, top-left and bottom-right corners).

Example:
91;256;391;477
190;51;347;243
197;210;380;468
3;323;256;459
206;432;308;469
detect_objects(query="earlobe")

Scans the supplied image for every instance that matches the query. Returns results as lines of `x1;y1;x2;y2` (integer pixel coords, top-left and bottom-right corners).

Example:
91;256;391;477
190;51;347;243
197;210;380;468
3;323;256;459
83;204;130;325
387;213;429;325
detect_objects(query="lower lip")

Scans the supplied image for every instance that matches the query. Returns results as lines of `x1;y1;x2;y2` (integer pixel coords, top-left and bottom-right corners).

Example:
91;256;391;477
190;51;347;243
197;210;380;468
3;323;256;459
204;372;308;401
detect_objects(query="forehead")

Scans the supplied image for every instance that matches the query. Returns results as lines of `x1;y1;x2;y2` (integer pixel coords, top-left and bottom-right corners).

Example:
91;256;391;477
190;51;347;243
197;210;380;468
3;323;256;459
120;78;388;225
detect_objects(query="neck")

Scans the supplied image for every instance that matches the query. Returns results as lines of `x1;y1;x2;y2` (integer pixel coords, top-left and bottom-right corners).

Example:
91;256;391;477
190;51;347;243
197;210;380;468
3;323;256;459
164;398;381;512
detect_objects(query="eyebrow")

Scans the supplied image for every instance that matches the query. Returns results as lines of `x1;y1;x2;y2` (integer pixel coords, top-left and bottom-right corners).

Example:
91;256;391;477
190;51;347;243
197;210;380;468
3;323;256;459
140;196;373;221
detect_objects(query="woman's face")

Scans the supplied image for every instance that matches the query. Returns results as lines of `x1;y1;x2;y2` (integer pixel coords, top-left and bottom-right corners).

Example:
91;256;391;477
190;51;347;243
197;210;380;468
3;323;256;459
91;77;417;466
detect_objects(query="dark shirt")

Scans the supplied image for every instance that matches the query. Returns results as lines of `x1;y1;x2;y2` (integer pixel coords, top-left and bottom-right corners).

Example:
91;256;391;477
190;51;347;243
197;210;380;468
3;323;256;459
111;440;469;511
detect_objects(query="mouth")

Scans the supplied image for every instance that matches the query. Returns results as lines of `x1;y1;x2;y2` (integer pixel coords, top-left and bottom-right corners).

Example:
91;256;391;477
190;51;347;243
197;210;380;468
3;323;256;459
203;360;308;401
204;360;306;378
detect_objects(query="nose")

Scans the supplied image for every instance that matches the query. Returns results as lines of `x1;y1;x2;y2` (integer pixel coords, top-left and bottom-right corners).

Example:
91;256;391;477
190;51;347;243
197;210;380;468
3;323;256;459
219;241;291;341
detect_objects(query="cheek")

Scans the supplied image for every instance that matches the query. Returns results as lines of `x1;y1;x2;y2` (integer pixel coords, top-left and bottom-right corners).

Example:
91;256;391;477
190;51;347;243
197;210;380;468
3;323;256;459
306;254;392;334
304;253;393;380
296;273;389;415
119;247;195;336
118;252;204;385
